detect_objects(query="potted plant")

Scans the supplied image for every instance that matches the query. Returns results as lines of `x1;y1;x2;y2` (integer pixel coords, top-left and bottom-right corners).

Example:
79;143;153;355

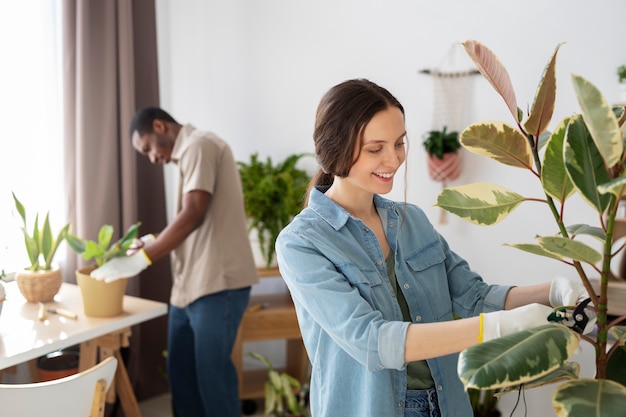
249;352;308;417
617;65;626;103
422;126;462;182
66;222;141;317
12;192;71;303
436;39;626;416
238;153;311;269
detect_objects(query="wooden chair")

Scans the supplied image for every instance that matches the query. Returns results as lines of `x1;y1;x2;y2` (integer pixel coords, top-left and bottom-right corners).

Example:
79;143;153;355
0;356;117;417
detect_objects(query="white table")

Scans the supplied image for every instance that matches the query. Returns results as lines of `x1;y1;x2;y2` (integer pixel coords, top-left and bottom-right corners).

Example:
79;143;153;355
0;281;167;370
0;280;168;416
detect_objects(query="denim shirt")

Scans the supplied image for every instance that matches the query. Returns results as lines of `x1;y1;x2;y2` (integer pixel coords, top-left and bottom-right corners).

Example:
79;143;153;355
276;187;511;417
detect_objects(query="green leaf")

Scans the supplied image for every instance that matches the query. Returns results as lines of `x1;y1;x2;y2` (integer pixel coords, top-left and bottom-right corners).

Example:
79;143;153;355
566;224;606;241
609;326;626;341
503;243;563;261
572;74;623;169
607;345;626;387
459;325;579;390
564;115;612;213
462;39;519;123
460;122;533;169
40;214;53;266
435;183;526;225
524;43;562;137
66;233;86;254
542;117;575;202
553;379;626;417
537;236;602;265
598;177;626;199
97;225;114;252
495;362;580;397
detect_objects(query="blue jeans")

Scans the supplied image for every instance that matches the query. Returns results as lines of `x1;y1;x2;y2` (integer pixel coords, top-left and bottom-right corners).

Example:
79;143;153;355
405;388;441;417
167;287;251;417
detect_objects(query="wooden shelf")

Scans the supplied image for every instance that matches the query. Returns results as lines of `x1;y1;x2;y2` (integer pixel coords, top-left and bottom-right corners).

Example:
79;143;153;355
232;268;309;401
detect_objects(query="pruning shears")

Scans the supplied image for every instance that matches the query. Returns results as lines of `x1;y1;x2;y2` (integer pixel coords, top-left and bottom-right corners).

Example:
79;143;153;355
548;297;596;334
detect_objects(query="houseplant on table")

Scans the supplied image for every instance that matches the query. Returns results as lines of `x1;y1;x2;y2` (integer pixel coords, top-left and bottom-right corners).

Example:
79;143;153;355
435;40;626;416
237;153;311;269
66;222;141;317
12;192;70;303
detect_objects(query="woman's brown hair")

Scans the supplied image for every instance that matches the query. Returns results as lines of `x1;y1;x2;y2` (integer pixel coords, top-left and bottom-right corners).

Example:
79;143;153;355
306;79;405;203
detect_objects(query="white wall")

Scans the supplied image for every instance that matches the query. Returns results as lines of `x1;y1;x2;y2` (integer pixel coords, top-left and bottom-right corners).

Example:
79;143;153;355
154;1;626;413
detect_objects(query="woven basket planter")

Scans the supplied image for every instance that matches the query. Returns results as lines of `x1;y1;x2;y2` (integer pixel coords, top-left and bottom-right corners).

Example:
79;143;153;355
427;151;462;182
16;268;63;303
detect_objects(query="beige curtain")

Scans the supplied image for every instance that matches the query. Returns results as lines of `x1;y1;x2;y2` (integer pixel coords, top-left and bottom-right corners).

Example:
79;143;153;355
62;0;171;407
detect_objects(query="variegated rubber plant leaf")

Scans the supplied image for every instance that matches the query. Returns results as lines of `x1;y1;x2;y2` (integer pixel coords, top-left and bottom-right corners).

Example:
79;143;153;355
542;117;575;203
459;324;579;390
494;362;580;398
460;122;533;169
536;236;602;265
435;183;526;225
572;74;624;169
552;379;626;417
462;40;520;123
564;115;612;214
524;43;562;138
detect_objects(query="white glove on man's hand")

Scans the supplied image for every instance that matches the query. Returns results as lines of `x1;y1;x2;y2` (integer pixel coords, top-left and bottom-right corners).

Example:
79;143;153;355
90;249;152;283
549;275;590;307
481;303;554;343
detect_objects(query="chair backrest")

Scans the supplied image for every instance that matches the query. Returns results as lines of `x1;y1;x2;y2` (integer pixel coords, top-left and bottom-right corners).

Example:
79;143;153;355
0;356;117;417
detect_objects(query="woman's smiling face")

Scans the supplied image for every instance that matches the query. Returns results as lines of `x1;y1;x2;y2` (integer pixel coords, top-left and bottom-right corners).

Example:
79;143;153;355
344;106;407;196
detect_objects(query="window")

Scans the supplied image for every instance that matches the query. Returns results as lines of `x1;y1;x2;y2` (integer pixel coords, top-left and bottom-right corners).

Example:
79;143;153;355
0;1;65;274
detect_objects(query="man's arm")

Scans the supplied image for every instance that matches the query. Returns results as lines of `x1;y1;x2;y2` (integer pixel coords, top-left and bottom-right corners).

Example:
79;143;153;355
143;189;211;262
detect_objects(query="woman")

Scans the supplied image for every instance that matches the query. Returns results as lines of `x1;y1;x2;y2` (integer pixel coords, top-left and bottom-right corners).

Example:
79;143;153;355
276;79;589;417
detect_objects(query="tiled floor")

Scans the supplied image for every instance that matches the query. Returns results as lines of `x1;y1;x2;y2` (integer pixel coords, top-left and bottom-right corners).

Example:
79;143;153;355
139;393;265;417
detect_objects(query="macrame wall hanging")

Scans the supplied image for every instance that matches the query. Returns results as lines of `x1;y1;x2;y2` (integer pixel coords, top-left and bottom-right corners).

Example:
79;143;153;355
420;44;479;224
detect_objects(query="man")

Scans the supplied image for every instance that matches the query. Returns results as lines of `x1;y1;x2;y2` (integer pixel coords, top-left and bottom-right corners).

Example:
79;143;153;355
92;107;259;417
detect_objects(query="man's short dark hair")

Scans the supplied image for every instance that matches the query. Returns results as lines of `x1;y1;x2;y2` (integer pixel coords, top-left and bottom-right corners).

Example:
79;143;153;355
129;107;178;140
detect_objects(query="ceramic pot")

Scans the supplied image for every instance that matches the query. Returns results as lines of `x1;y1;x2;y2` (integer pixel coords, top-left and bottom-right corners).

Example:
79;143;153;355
16;267;63;303
76;266;128;317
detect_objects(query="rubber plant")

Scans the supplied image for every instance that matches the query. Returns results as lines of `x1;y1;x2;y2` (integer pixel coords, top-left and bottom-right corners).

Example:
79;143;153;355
436;40;626;416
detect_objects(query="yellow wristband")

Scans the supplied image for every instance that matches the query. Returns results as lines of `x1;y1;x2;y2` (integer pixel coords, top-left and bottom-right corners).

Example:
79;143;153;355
478;313;484;343
140;248;153;265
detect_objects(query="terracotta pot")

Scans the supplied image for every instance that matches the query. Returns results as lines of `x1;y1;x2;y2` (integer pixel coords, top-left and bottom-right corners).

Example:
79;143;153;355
427;152;462;182
16;267;63;303
76;266;128;317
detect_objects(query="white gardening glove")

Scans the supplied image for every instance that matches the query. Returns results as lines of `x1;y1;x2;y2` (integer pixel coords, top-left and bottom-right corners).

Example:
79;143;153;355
549;275;590;308
90;249;152;283
481;303;554;343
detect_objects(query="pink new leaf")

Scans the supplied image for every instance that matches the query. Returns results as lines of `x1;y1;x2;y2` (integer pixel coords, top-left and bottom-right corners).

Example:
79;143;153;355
462;40;519;123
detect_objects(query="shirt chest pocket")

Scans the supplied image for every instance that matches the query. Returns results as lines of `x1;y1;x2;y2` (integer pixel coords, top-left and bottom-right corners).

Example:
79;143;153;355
404;243;452;319
336;263;383;304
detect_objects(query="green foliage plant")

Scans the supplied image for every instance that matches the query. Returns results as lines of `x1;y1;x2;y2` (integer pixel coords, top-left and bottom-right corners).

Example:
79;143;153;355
422;126;461;160
436;40;626;416
66;222;141;268
238;153;311;269
618;65;626;84
249;352;308;417
12;192;70;272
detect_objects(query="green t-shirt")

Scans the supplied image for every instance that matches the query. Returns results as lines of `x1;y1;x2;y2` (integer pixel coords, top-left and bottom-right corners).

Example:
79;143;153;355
386;255;434;389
